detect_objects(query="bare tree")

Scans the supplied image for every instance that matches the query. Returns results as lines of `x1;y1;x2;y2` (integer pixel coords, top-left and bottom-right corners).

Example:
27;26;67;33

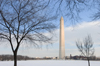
76;35;95;66
92;0;100;20
48;0;90;24
46;0;100;25
0;0;56;66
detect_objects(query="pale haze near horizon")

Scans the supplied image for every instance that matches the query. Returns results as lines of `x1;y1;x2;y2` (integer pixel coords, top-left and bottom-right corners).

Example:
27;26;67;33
0;21;100;58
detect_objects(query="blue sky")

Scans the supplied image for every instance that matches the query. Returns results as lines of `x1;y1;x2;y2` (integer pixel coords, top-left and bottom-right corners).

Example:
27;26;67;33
0;1;100;58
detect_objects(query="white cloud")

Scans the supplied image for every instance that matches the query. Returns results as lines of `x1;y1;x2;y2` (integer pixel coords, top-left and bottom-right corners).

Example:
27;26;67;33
51;21;100;57
0;21;100;57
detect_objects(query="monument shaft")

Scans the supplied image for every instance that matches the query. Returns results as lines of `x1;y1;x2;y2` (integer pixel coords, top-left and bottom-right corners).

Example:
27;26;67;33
59;17;65;59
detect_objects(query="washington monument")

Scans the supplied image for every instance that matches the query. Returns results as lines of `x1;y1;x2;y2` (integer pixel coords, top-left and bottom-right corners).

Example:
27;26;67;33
59;17;65;60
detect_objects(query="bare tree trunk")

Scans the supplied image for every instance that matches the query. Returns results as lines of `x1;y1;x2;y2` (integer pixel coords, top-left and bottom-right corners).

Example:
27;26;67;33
87;58;90;66
14;51;17;66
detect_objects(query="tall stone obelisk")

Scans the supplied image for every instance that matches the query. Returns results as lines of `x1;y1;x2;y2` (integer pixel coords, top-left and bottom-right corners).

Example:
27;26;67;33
59;17;65;60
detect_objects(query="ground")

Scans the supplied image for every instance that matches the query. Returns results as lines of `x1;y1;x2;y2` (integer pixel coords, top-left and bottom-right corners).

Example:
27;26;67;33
0;60;99;66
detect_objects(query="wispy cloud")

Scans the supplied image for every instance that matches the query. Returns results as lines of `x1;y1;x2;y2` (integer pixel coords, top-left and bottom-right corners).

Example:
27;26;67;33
50;21;100;57
0;21;100;57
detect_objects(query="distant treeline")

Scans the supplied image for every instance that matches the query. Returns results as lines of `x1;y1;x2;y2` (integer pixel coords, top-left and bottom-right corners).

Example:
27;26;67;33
0;55;55;61
0;55;34;61
0;54;100;61
65;55;100;60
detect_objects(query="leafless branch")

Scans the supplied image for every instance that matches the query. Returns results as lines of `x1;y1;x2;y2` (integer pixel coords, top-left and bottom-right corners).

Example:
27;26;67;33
76;35;94;66
0;0;56;66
